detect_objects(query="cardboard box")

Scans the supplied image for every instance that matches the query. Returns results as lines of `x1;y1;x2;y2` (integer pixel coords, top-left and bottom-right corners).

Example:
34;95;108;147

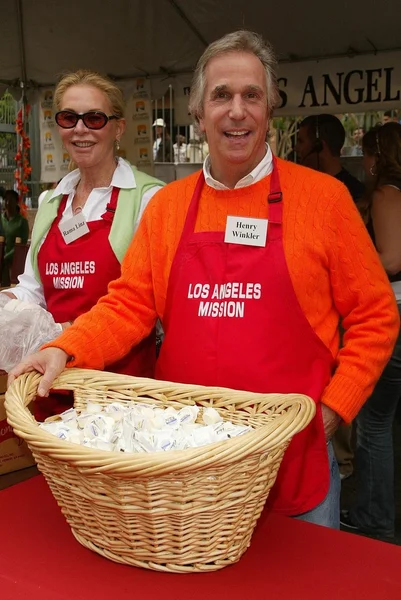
0;371;35;475
0;372;6;395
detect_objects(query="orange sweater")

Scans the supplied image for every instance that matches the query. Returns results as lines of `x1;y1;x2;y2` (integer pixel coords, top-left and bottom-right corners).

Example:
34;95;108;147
46;158;399;422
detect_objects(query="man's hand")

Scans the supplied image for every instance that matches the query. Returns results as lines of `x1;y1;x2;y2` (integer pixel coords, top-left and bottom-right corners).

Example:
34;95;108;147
321;403;341;441
7;348;69;397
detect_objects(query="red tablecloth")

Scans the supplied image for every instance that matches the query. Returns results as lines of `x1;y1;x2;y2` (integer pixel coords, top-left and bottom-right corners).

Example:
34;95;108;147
1;475;400;600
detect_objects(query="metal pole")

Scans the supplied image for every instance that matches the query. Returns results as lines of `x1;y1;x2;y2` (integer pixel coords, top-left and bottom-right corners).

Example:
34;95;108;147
169;85;173;163
16;0;29;204
16;0;28;88
153;98;157;161
161;95;165;162
29;102;41;207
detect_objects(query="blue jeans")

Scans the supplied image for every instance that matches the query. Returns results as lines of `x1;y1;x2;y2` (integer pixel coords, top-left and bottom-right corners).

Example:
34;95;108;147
294;440;341;529
350;306;401;537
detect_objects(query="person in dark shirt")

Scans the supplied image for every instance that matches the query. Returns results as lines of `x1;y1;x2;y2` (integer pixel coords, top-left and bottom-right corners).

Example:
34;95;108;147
335;167;365;203
296;114;365;482
295;114;365;202
0;189;29;286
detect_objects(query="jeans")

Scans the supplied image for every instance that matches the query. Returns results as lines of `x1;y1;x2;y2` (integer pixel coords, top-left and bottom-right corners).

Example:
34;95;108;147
350;306;401;537
294;441;341;529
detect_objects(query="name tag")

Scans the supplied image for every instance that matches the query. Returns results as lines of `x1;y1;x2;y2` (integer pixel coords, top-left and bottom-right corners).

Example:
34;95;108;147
224;216;268;247
59;213;90;244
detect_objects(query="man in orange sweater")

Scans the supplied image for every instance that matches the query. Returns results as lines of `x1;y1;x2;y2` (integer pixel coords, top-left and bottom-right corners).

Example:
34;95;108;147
10;31;399;528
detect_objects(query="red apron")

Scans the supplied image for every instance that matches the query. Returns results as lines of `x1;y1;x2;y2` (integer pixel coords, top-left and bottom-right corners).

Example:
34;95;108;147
156;159;334;515
36;188;156;418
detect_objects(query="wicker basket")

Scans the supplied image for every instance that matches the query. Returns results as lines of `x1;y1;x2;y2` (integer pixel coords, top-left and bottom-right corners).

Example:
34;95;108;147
5;368;315;573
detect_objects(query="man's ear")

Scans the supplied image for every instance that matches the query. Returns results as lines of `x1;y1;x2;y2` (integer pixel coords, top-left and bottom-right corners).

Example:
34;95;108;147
315;137;324;153
198;114;206;134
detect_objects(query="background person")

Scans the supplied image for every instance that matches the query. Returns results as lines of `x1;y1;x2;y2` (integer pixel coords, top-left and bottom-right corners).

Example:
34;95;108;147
186;135;209;163
341;123;401;540
9;31;399;530
296;114;365;203
0;186;6;209
350;127;364;156
0;189;29;286
152;117;164;159
382;110;399;125
173;134;188;163
153;118;172;162
1;69;163;416
296;113;366;479
155;127;172;162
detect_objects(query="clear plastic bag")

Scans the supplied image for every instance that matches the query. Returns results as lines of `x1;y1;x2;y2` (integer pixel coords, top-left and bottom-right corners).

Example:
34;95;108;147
0;302;62;372
0;293;10;310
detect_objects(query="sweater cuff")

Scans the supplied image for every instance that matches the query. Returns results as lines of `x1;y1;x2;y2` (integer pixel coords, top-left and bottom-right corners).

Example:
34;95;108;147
41;341;75;365
321;374;367;423
42;333;104;370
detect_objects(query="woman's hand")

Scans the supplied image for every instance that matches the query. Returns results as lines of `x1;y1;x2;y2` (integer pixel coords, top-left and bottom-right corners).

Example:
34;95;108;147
7;348;69;397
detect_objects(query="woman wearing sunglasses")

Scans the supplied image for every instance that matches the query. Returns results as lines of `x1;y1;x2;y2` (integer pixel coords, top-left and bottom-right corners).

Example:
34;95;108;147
1;69;163;417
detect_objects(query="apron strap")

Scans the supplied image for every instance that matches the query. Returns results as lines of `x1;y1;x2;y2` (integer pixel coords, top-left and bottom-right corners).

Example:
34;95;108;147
267;156;283;241
53;194;69;226
101;187;120;222
180;171;205;242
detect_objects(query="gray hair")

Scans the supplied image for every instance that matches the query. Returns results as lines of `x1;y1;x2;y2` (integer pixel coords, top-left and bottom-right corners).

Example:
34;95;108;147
188;30;280;131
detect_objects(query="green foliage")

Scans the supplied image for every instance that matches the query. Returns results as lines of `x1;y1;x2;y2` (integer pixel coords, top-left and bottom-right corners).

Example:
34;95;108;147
0;91;16;125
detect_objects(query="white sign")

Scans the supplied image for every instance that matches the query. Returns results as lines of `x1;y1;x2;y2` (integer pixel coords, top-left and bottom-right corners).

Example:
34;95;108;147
38;88;70;182
124;78;154;175
59;213;90;244
172;51;401;118
276;51;401;116
225;216;268;247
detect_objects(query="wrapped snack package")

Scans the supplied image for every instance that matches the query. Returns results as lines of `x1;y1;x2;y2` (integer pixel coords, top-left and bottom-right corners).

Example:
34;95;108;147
39;402;252;453
0;300;62;372
203;407;223;425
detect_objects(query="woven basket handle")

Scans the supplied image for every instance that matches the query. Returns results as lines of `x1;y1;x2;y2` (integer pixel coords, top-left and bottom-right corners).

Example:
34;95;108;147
5;369;316;476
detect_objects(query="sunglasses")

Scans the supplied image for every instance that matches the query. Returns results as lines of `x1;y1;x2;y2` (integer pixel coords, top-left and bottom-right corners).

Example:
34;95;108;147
55;110;119;130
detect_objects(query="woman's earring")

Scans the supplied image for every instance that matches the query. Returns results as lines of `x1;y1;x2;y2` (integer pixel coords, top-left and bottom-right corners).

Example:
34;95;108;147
115;139;120;151
369;164;376;176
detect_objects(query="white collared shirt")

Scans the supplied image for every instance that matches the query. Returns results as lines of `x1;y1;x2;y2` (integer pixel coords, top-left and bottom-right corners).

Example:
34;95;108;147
203;144;273;190
7;158;162;306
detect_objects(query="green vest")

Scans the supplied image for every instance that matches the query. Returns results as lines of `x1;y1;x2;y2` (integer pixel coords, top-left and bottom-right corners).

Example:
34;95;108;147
30;166;164;282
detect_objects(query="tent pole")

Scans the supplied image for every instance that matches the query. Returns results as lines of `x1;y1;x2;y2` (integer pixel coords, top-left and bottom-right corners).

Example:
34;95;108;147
16;0;29;204
162;95;165;162
169;85;173;163
16;0;28;89
167;1;208;47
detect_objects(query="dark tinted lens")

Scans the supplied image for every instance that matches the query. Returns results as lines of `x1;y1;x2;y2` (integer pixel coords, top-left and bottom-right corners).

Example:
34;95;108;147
83;112;108;129
56;111;78;128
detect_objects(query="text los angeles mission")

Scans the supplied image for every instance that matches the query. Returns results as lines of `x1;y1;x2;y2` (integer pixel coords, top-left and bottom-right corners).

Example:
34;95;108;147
188;282;262;318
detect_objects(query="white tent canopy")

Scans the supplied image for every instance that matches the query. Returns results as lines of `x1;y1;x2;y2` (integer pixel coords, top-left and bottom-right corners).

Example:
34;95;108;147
2;0;401;113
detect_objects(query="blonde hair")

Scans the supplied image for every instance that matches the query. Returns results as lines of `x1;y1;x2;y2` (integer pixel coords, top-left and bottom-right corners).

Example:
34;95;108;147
53;70;125;171
53;69;125;118
189;30;279;131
